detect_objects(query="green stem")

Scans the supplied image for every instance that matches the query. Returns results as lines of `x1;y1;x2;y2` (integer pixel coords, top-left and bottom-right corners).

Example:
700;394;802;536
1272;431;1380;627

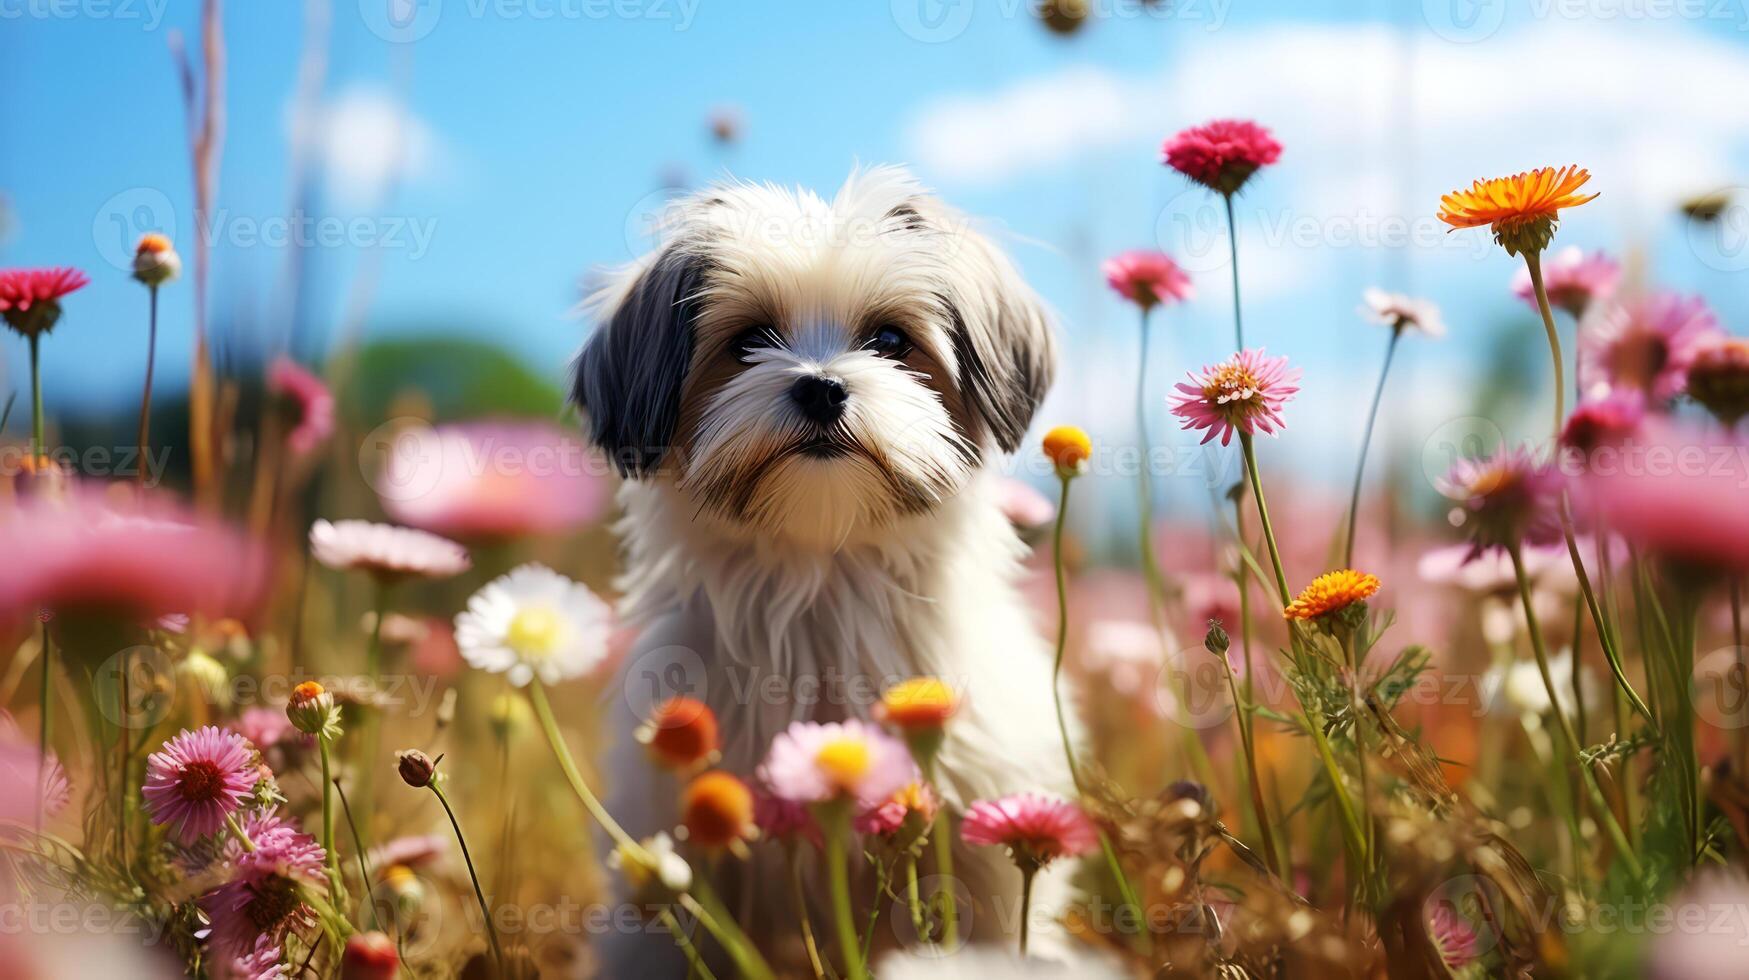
28;333;44;462
1018;866;1037;957
1522;250;1567;441
431;781;507;977
137;286;158;488
1135;307;1170;631
224;810;257;853
789;847;827;980
823;807;868;980
334;778;382;930
1216;643;1281;877
661;907;718;980
1344;326;1400;567
529;681;775;980
1238;433;1289;601
318;736;344;905
923;758;958;948
1509;545;1642;879
36;621;50;832
1223;192;1244;351
1558;496;1656;729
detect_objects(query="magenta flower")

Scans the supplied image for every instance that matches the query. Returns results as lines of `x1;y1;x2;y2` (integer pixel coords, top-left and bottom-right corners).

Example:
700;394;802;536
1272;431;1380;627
757;719;914;809
1580;421;1749;572
309;519;470;582
0;492;267;622
232;708;303;753
961;792;1098;869
142;726;258;844
266;357;335;458
200;809;327;958
1427;902;1480;969
1161;119;1281;196
1102;250;1193;311
854;782;938;837
1580;293;1721;403
375;421;610;541
1511;246;1618;319
229;936;288;980
1560;388;1645;456
754;789;821;846
1170;348;1301;446
1440;445;1562;556
0;267;90;337
367;833;448;871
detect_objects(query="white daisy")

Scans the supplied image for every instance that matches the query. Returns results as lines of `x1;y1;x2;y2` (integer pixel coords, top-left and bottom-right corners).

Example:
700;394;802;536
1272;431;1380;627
453;563;612;687
309;519;470;581
607;831;692;893
1361;288;1445;338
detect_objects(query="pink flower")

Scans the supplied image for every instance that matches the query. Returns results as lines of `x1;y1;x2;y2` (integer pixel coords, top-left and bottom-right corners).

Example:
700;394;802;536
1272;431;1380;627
309;519;470;582
1081;620;1163;702
142;726;258;844
1647;871;1749;980
1580;293;1721;403
757;720;914;809
961;792;1098;869
367;834;447;871
1361;288;1444;338
232;708;301;753
1579;421;1749;572
1418;541;1572;596
0;267;89;337
754;789;821;846
995;478;1054;529
1170;348;1301;446
200;809;326;958
1161;119;1281;196
1560;388;1645;456
0;729;70;822
0;492;267;622
1440;445;1562;556
1511;246;1618;319
1181;573;1242;637
375;421;610;541
266;357;335;457
855;782;938;837
228;936;288;980
1102;250;1193;310
1427;902;1480;969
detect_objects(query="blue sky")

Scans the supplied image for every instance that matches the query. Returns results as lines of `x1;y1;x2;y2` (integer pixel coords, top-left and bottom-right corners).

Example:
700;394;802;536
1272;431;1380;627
6;0;1749;520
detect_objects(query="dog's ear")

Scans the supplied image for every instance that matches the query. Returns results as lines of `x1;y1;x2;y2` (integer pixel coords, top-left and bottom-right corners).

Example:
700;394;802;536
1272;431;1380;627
939;226;1056;454
570;246;705;477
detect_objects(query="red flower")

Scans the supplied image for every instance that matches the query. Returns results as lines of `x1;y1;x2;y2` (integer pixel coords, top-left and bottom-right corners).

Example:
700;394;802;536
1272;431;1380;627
0;267;89;337
1102;250;1193;311
1161;119;1281;196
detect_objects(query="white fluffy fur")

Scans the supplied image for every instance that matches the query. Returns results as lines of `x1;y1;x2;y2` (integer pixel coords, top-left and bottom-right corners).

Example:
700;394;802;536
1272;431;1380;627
580;168;1075;976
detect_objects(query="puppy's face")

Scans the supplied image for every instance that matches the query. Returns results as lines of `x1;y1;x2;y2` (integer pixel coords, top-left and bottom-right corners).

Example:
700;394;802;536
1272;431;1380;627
574;167;1054;546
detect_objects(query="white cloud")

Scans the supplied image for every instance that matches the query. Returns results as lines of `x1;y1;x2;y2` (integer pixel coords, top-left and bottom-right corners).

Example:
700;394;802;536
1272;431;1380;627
289;87;439;209
905;21;1749;216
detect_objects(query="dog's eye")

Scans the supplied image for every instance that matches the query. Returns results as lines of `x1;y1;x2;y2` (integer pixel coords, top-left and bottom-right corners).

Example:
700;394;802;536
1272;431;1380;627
731;326;777;362
864;326;912;359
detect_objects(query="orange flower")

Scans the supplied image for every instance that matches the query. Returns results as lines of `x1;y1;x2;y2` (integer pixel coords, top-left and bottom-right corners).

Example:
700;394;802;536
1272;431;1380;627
1042;425;1092;476
877;677;959;731
681;770;756;849
637;696;720;770
1438;166;1597;256
1283;569;1381;622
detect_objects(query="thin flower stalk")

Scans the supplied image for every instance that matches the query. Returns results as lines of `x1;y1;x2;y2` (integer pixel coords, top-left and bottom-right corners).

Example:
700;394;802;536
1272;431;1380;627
820;804;867;980
1133;307;1171;645
1509;545;1643;879
137;285;159;488
1344;325;1401;567
1522;250;1568;441
428;779;508;978
1224;195;1244;351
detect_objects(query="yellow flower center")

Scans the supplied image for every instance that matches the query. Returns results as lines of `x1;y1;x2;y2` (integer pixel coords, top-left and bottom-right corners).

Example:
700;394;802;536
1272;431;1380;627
815;738;871;789
1203;362;1263;407
506;607;564;659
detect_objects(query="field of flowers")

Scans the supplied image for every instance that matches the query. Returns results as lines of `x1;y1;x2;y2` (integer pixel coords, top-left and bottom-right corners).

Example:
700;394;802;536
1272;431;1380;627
9;12;1749;980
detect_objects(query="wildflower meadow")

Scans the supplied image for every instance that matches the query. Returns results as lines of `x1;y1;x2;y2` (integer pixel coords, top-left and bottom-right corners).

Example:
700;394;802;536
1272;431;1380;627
8;4;1749;979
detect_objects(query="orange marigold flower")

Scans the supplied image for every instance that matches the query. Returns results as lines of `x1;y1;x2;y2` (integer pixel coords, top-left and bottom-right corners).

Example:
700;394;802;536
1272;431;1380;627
1437;166;1597;256
1283;569;1381;622
877;677;959;731
681;770;756;849
637;696;720;770
1042;425;1092;476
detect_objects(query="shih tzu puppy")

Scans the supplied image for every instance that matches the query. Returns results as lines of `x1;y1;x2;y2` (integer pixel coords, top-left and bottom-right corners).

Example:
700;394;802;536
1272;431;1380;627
572;166;1076;974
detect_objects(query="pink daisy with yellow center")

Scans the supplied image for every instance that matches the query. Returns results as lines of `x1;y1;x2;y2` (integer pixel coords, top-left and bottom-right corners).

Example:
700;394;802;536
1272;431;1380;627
142;726;258;843
757;719;914;809
1170;348;1301;446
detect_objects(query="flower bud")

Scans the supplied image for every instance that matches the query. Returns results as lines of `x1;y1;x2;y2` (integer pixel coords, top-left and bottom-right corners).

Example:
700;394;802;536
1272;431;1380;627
635;696;720;771
1041;425;1092;478
287;680;343;741
397;749;439;788
132;233;182;287
681;770;757;850
341;931;399;980
1203;620;1230;658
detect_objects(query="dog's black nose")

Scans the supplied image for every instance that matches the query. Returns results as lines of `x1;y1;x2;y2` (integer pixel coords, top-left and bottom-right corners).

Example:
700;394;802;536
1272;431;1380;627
790;375;848;426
